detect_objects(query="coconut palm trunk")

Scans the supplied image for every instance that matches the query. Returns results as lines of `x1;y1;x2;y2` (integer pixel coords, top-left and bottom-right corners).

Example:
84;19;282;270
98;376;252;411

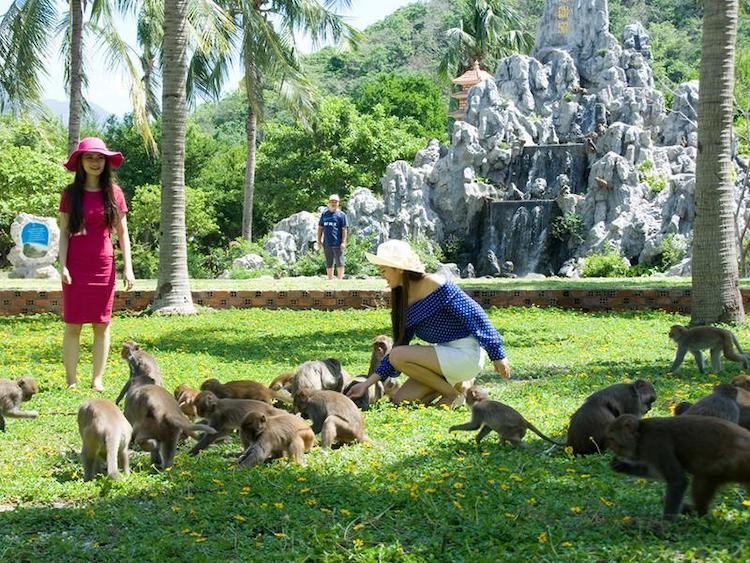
691;0;744;325
152;0;195;314
242;106;257;240
67;0;83;153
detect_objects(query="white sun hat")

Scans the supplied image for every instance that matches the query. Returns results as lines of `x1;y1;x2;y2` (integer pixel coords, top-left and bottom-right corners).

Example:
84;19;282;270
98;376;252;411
365;239;425;273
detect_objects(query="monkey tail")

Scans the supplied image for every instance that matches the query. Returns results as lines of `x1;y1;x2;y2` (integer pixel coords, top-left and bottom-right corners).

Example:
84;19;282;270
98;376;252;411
166;414;217;438
525;421;565;446
731;333;746;355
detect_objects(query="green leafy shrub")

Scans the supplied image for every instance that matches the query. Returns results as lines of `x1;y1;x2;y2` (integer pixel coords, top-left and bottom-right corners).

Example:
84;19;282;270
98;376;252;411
405;235;445;273
582;245;630;277
660;234;688;269
130;241;159;279
549;213;584;244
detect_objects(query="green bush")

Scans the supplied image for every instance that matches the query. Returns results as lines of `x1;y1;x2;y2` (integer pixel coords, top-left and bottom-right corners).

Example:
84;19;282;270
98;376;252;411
405;235;445;273
582;246;630;277
549;213;584;244
130;242;159;279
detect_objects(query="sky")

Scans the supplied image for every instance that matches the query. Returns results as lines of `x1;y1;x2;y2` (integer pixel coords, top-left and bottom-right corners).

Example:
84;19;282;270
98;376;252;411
0;0;418;116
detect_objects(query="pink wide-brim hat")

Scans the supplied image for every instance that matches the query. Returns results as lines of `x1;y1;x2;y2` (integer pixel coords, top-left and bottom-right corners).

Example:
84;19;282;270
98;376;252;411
64;137;124;171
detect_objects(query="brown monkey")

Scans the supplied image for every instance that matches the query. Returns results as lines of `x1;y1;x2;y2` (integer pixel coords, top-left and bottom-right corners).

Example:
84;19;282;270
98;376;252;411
669;325;750;374
78;398;132;481
293;389;369;448
368;335;393;375
673;383;750;423
290;359;348;396
237;411;316;466
123;378;216;469
116;341;163;404
342;377;384;411
200;378;274;404
731;374;750;391
0;377;39;432
449;386;563;447
566;380;656;455
268;371;295;403
607;414;750;518
174;384;200;418
189;391;286;455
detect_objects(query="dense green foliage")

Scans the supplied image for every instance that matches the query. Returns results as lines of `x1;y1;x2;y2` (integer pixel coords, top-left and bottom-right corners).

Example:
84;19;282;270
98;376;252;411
0;116;69;264
1;308;749;560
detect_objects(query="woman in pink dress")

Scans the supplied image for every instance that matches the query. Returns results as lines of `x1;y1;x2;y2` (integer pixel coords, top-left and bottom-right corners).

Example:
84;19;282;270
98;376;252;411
58;137;134;391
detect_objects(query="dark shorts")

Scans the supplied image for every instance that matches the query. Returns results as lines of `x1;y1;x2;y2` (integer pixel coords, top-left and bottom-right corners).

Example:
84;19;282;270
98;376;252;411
324;246;344;268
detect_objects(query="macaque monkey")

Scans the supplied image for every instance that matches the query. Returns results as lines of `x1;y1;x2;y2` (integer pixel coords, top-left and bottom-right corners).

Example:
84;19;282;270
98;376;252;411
566;379;656;455
189;391;286;455
669;325;750;374
123;378;216;469
0;377;39;432
268;372;294;404
732;374;750;391
672;383;750;423
290;359;348;397
607;414;750;518
78;399;132;481
174;384;200;419
238;411;316;466
342;377;384;411
293;389;370;448
449;386;563;447
116;341;163;404
200;378;274;404
368;335;393;375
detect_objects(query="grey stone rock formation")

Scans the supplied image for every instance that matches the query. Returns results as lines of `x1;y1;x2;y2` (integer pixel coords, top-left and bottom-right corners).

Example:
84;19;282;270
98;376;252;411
264;231;297;265
273;211;319;255
263;0;746;279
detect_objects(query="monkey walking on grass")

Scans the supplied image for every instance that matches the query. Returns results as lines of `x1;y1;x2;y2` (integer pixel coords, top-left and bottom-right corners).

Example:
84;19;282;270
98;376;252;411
0;377;39;432
668;325;750;374
449;386;563;448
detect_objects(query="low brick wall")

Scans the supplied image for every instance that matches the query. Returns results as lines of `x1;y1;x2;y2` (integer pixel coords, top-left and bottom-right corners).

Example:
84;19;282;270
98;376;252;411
0;286;716;316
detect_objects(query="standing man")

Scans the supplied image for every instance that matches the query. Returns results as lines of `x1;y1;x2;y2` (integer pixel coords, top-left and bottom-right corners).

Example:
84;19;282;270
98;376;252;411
317;194;348;280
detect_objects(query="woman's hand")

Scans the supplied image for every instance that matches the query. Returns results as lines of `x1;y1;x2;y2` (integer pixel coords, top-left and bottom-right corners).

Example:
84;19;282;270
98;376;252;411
123;268;135;291
346;382;369;400
494;358;511;379
61;267;72;285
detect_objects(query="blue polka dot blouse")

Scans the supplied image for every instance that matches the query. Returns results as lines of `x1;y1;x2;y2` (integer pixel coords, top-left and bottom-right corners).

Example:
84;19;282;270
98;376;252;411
375;282;506;380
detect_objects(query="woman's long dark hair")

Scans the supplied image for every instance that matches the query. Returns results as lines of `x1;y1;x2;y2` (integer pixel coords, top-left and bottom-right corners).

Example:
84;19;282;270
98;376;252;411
65;159;118;234
391;270;426;346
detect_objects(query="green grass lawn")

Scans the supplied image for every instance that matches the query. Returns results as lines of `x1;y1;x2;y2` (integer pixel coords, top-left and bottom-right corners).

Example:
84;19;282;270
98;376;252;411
1;307;749;561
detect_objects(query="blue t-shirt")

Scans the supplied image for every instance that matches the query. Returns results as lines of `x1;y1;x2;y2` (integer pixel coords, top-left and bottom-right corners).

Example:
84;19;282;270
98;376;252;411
319;210;348;247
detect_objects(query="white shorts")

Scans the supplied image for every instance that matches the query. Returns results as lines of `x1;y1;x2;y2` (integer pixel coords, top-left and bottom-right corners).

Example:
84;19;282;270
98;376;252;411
434;336;488;385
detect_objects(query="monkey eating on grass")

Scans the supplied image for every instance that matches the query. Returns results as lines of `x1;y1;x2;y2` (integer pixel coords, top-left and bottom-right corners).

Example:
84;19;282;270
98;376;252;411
668;325;750;374
0;377;39;432
449;386;563;447
607;414;750;518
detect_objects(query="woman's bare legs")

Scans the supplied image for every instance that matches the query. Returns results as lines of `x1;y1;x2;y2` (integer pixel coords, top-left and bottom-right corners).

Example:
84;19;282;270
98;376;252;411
389;345;458;404
63;323;83;387
91;322;111;391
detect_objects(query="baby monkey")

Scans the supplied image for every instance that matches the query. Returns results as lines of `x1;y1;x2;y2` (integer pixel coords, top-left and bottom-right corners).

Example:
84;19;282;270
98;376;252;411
449;386;563;447
669;325;750;374
0;377;39;432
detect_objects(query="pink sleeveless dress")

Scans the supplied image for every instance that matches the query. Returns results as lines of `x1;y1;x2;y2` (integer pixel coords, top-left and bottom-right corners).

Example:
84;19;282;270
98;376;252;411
59;185;128;324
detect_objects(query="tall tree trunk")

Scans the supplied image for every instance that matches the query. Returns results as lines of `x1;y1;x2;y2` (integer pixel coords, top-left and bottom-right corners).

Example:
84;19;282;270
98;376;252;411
241;53;258;241
67;0;83;153
152;0;195;314
242;108;257;241
691;0;744;325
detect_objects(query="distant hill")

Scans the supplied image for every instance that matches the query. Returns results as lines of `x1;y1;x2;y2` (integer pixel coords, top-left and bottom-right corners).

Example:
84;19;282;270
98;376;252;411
42;98;113;126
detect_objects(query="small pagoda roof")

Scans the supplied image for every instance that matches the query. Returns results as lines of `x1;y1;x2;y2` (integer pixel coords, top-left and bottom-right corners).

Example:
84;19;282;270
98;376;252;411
452;61;493;86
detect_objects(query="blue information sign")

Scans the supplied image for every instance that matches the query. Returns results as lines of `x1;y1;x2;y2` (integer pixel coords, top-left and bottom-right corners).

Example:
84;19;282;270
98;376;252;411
21;222;49;248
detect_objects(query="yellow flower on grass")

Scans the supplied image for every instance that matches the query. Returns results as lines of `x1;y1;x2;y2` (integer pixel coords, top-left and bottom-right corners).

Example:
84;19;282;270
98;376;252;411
599;497;614;507
274;502;284;510
527;497;538;506
353;538;364;548
195;537;207;543
562;541;573;548
510;474;523;482
622;516;632;524
564;446;574;456
453;482;464;489
340;509;351;516
234;515;246;523
743;500;750;507
538;532;548;544
212;479;224;487
306;498;318;507
171;505;181;513
580;474;591;479
569;506;582;514
274;533;287;539
353;523;365;530
452;500;462;509
300;487;311;494
321;508;332;514
500;483;510;491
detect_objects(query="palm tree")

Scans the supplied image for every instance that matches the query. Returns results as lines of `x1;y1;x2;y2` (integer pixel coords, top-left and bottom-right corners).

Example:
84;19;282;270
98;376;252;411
153;0;194;314
438;0;532;80
232;0;356;241
691;0;745;324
